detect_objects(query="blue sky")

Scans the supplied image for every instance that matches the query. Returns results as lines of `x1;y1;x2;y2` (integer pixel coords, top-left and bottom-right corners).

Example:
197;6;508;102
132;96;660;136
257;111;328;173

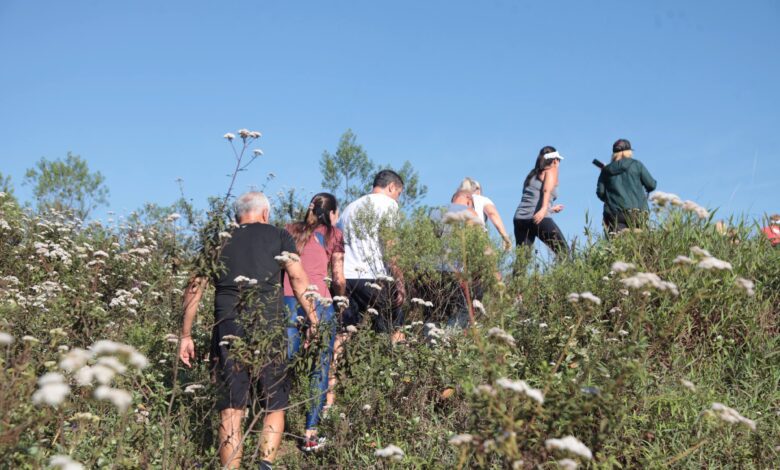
1;0;778;245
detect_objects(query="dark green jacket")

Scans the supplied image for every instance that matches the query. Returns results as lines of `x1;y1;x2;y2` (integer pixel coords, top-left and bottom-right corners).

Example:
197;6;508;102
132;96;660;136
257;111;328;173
596;158;657;216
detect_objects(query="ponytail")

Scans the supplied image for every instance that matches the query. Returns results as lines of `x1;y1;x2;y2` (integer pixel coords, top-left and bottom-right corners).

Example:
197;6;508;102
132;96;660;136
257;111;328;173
287;193;339;252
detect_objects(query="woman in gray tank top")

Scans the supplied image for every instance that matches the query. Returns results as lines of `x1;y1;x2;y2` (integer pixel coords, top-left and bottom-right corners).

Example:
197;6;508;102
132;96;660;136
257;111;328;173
513;146;568;256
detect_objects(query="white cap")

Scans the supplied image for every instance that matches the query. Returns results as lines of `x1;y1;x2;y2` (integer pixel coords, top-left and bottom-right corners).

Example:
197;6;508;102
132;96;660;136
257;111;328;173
543;151;564;160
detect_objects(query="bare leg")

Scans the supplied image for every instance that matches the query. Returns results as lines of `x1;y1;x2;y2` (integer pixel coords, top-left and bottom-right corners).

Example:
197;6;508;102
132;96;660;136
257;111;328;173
219;408;244;469
326;332;348;408
259;410;285;462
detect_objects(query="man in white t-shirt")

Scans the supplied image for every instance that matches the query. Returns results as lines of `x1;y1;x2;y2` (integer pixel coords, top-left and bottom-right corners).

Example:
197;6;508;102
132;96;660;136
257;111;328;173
338;169;406;341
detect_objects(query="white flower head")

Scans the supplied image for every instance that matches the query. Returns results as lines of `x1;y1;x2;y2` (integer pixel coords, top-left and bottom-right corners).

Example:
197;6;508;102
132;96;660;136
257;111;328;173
49;455;85;470
238;128;251;139
362;404;372;411
566;293;580;303
487;327;516;347
545;436;593;460
22;335;40;344
611;261;635;273
366;282;382;291
184;384;205;394
680;379;697;392
557;458;579;470
165;334;179;344
673;255;694;265
32;373;70;407
367;308;379;316
374;444;404;461
223;133;235;141
734;277;755;296
697;256;732;271
709;402;756;431
166;213;181;223
346;325;358;333
690;246;712;258
472;299;486;315
579;292;601;305
0;331;13;346
448;433;474;446
218;231;232;240
94;386;133;412
496;378;544;404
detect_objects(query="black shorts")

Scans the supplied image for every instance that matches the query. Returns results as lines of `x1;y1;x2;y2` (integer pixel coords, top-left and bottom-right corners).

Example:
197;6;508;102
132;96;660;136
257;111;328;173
211;319;290;412
342;279;404;333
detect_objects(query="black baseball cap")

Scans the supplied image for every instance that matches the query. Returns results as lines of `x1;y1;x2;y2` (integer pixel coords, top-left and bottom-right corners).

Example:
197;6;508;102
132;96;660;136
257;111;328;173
613;139;632;153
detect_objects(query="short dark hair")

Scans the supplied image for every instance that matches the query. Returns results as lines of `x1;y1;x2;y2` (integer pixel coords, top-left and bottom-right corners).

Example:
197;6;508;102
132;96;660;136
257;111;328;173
372;169;404;189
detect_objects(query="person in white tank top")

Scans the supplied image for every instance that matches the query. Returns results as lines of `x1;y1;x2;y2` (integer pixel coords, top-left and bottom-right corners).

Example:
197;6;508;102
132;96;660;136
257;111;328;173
458;177;512;250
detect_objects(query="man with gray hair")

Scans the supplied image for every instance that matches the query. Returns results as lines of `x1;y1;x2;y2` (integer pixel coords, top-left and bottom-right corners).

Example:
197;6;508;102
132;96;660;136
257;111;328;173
179;191;316;469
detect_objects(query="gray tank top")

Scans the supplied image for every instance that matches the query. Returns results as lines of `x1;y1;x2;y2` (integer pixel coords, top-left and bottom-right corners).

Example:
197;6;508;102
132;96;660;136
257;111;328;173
514;176;558;219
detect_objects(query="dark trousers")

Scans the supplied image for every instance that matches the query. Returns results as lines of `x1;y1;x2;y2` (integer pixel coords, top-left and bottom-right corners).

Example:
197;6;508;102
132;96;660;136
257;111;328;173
513;218;568;256
603;210;648;234
342;279;404;333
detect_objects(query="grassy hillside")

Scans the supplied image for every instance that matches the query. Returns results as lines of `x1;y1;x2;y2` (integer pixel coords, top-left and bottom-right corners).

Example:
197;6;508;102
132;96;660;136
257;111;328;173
0;190;778;469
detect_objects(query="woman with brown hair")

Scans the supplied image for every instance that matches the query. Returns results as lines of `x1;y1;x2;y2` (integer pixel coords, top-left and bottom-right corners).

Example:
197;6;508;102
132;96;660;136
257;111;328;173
512;146;567;256
283;192;346;451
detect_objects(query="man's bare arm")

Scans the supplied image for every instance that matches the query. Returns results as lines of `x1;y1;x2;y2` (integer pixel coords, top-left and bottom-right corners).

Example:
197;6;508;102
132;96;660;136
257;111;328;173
330;252;347;297
179;276;206;367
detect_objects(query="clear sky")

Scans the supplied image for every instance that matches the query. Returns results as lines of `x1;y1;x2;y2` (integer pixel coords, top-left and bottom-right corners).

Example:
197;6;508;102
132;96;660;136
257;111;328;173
1;0;778;245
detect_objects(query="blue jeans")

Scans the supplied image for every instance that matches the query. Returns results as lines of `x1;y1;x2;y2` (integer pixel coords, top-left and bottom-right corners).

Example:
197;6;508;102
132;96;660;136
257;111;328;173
284;297;337;430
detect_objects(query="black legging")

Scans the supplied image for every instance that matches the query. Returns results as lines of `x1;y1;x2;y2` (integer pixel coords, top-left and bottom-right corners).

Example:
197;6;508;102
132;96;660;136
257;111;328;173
513;218;568;256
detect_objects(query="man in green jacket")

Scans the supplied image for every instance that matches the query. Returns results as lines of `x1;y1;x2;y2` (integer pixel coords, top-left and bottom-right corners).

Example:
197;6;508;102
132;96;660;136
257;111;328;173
596;139;657;232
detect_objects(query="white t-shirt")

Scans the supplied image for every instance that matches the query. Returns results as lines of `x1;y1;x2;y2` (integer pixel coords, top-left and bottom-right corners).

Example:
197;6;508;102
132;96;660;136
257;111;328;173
472;194;494;226
338;193;399;279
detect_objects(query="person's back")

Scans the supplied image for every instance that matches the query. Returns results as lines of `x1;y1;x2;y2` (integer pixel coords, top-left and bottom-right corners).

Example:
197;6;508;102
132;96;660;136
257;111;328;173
597;158;656;216
214;222;297;325
340;192;398;279
596;139;656;231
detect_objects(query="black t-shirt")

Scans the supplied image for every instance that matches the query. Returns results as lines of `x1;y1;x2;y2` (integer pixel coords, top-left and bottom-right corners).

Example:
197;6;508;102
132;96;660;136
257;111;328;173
212;223;298;325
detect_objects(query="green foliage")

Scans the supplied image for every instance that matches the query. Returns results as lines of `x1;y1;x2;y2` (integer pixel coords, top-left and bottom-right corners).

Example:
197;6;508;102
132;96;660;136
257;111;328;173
1;158;779;468
24;152;109;219
320;129;427;207
320;129;374;205
0;171;14;196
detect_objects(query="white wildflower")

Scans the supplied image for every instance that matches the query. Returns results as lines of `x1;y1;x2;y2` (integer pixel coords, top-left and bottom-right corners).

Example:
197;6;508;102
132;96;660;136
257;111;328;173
487;327;515;347
218;231;232;240
218;341;229;346
472;299;486;315
166;213;181;222
346;325;358;333
376;274;394;282
697;257;732;271
223;133;235;140
649;191;682;207
362;404;372;411
249;130;262;138
165;334;179;343
673;255;694;265
567;293;580;303
557;458;579;470
49;454;85;470
682;200;710;220
618;329;629;336
579;292;601;305
545;436;593;460
184;384;205;394
97;356;128;374
475;384;497;397
253;149;263;156
22;335;40;343
496;378;544;404
238;128;251;138
94;386;133;412
32;373;70;407
680;379;697;392
620;272;679;296
611;261;635;273
374;444;404;461
366;282;382;291
448;434;474;446
222;334;241;342
538;322;548;328
734;277;755;296
690;246;712;258
709;403;756;431
233;275;257;286
93;250;109;258
0;332;13;346
367;308;379;316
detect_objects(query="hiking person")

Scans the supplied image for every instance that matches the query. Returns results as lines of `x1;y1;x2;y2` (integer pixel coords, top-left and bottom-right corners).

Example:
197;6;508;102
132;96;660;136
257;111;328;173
458;177;513;250
761;214;780;247
338;169;406;343
596;139;657;232
282;193;346;451
178;192;316;470
513;146;567;256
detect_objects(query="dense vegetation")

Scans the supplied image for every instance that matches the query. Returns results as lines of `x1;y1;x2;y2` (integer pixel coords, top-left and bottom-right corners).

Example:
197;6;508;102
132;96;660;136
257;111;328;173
1;139;778;469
